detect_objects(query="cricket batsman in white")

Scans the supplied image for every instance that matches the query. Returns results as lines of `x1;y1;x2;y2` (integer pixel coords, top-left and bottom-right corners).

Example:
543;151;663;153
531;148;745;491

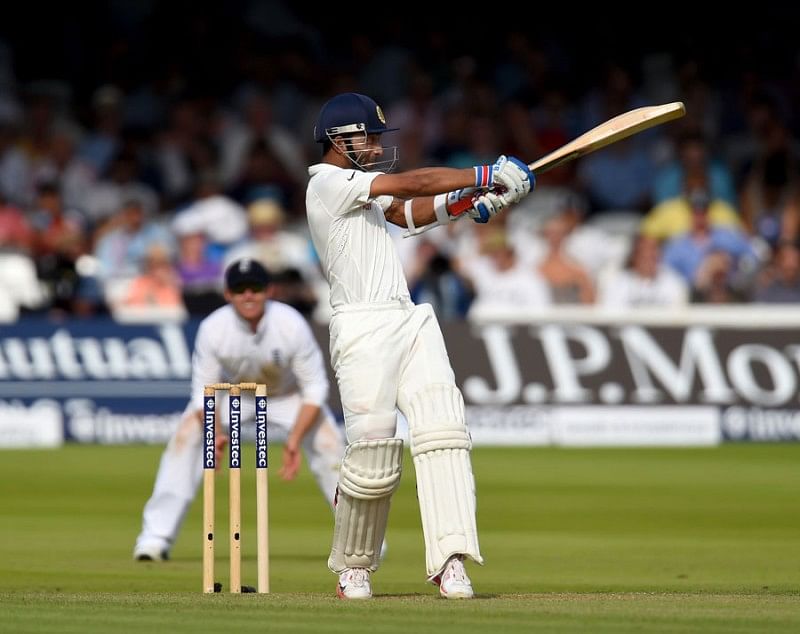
306;92;534;599
134;258;344;561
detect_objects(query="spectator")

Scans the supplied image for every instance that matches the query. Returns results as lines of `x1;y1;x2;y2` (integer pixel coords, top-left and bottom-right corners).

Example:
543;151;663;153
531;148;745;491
223;197;319;285
270;267;319;319
174;230;222;294
81;147;160;229
28;182;101;316
154;97;217;206
0;195;33;253
29;120;93;214
0;105;32;207
662;189;759;291
597;234;688;308
0;194;45;314
576;62;656;213
29;181;87;260
77;84;124;176
652;128;737;206
218;89;307;213
464;229;551;315
94;198;174;281
690;251;749;304
170;171;248;257
753;241;800;303
536;213;595;304
385;68;444;158
739;148;800;250
517;190;629;281
576;137;656;214
120;245;185;313
408;240;473;321
641;183;741;241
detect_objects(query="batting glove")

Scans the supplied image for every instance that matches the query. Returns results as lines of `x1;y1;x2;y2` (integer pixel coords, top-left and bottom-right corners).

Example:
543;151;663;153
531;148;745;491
474;155;534;204
468;190;510;223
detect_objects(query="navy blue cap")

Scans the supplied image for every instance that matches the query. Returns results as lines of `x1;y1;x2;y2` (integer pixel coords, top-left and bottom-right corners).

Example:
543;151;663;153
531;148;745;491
314;93;399;143
225;258;271;290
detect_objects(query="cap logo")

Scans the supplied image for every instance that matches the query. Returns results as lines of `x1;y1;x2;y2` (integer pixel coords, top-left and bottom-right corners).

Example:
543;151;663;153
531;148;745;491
376;105;386;124
240;259;252;272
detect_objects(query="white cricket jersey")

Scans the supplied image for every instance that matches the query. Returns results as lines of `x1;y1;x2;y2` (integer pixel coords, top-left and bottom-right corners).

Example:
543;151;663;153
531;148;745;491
306;163;410;309
189;301;329;411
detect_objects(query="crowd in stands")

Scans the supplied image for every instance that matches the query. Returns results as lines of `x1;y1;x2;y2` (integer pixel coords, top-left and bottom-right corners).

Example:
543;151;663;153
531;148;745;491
1;12;799;323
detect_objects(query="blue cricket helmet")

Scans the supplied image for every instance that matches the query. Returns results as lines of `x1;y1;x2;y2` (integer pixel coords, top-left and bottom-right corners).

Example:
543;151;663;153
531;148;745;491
314;93;399;143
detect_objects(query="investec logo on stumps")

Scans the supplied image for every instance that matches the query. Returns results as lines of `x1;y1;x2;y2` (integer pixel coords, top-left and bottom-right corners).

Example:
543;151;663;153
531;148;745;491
203;397;215;469
229;397;241;468
256;397;267;468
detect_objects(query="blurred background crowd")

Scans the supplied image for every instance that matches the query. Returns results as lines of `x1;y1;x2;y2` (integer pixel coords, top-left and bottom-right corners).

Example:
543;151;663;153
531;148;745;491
1;2;799;323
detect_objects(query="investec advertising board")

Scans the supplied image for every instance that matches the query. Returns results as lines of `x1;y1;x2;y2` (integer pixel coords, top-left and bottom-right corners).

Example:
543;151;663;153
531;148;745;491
1;307;800;446
0;319;197;446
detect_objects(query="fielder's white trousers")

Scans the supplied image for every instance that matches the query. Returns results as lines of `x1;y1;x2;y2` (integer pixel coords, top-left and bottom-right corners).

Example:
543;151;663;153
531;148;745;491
135;392;343;554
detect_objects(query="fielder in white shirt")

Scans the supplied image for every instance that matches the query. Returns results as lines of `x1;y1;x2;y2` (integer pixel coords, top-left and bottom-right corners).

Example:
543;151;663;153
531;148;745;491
133;258;343;561
305;92;534;599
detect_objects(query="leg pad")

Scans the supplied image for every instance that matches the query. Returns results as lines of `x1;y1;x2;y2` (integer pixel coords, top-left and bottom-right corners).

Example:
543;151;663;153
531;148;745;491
328;438;403;573
406;384;483;577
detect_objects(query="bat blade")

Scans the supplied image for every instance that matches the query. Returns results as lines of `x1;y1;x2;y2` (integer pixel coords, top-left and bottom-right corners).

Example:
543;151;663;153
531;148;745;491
529;101;685;174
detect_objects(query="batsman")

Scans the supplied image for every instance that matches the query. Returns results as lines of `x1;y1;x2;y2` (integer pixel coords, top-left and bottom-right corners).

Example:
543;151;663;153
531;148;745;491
306;92;534;599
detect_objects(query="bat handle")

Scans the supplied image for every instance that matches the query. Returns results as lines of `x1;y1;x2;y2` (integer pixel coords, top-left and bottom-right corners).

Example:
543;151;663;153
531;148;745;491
447;184;525;217
447;196;475;217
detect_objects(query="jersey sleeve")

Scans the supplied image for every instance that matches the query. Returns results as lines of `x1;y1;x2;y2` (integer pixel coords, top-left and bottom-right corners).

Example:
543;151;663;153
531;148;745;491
287;314;329;407
314;168;382;217
189;318;224;412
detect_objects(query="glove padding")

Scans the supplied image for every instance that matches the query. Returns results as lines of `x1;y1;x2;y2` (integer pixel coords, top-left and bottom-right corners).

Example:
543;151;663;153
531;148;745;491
474;155;534;202
492;155;534;204
445;187;478;211
467;190;512;223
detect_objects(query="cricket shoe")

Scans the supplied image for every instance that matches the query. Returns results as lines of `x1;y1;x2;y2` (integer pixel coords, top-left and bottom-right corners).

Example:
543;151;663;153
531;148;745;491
433;555;474;599
133;541;170;562
336;568;372;600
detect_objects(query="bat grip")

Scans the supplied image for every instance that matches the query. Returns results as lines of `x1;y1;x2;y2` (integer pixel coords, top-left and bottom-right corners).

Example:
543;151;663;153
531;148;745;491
447;196;475;217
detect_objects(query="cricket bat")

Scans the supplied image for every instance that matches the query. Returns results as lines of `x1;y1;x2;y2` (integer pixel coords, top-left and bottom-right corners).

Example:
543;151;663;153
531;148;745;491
405;101;685;236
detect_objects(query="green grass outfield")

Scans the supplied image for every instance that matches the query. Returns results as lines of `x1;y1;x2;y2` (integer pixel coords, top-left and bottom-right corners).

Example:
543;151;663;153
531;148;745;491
1;444;798;633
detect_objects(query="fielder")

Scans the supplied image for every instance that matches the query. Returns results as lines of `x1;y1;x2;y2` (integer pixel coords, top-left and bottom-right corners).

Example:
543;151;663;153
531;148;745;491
306;92;534;599
133;258;344;561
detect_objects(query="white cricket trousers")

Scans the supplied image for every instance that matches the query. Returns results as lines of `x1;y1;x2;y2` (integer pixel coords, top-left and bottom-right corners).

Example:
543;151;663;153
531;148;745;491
330;300;481;577
135;392;343;553
329;300;457;442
